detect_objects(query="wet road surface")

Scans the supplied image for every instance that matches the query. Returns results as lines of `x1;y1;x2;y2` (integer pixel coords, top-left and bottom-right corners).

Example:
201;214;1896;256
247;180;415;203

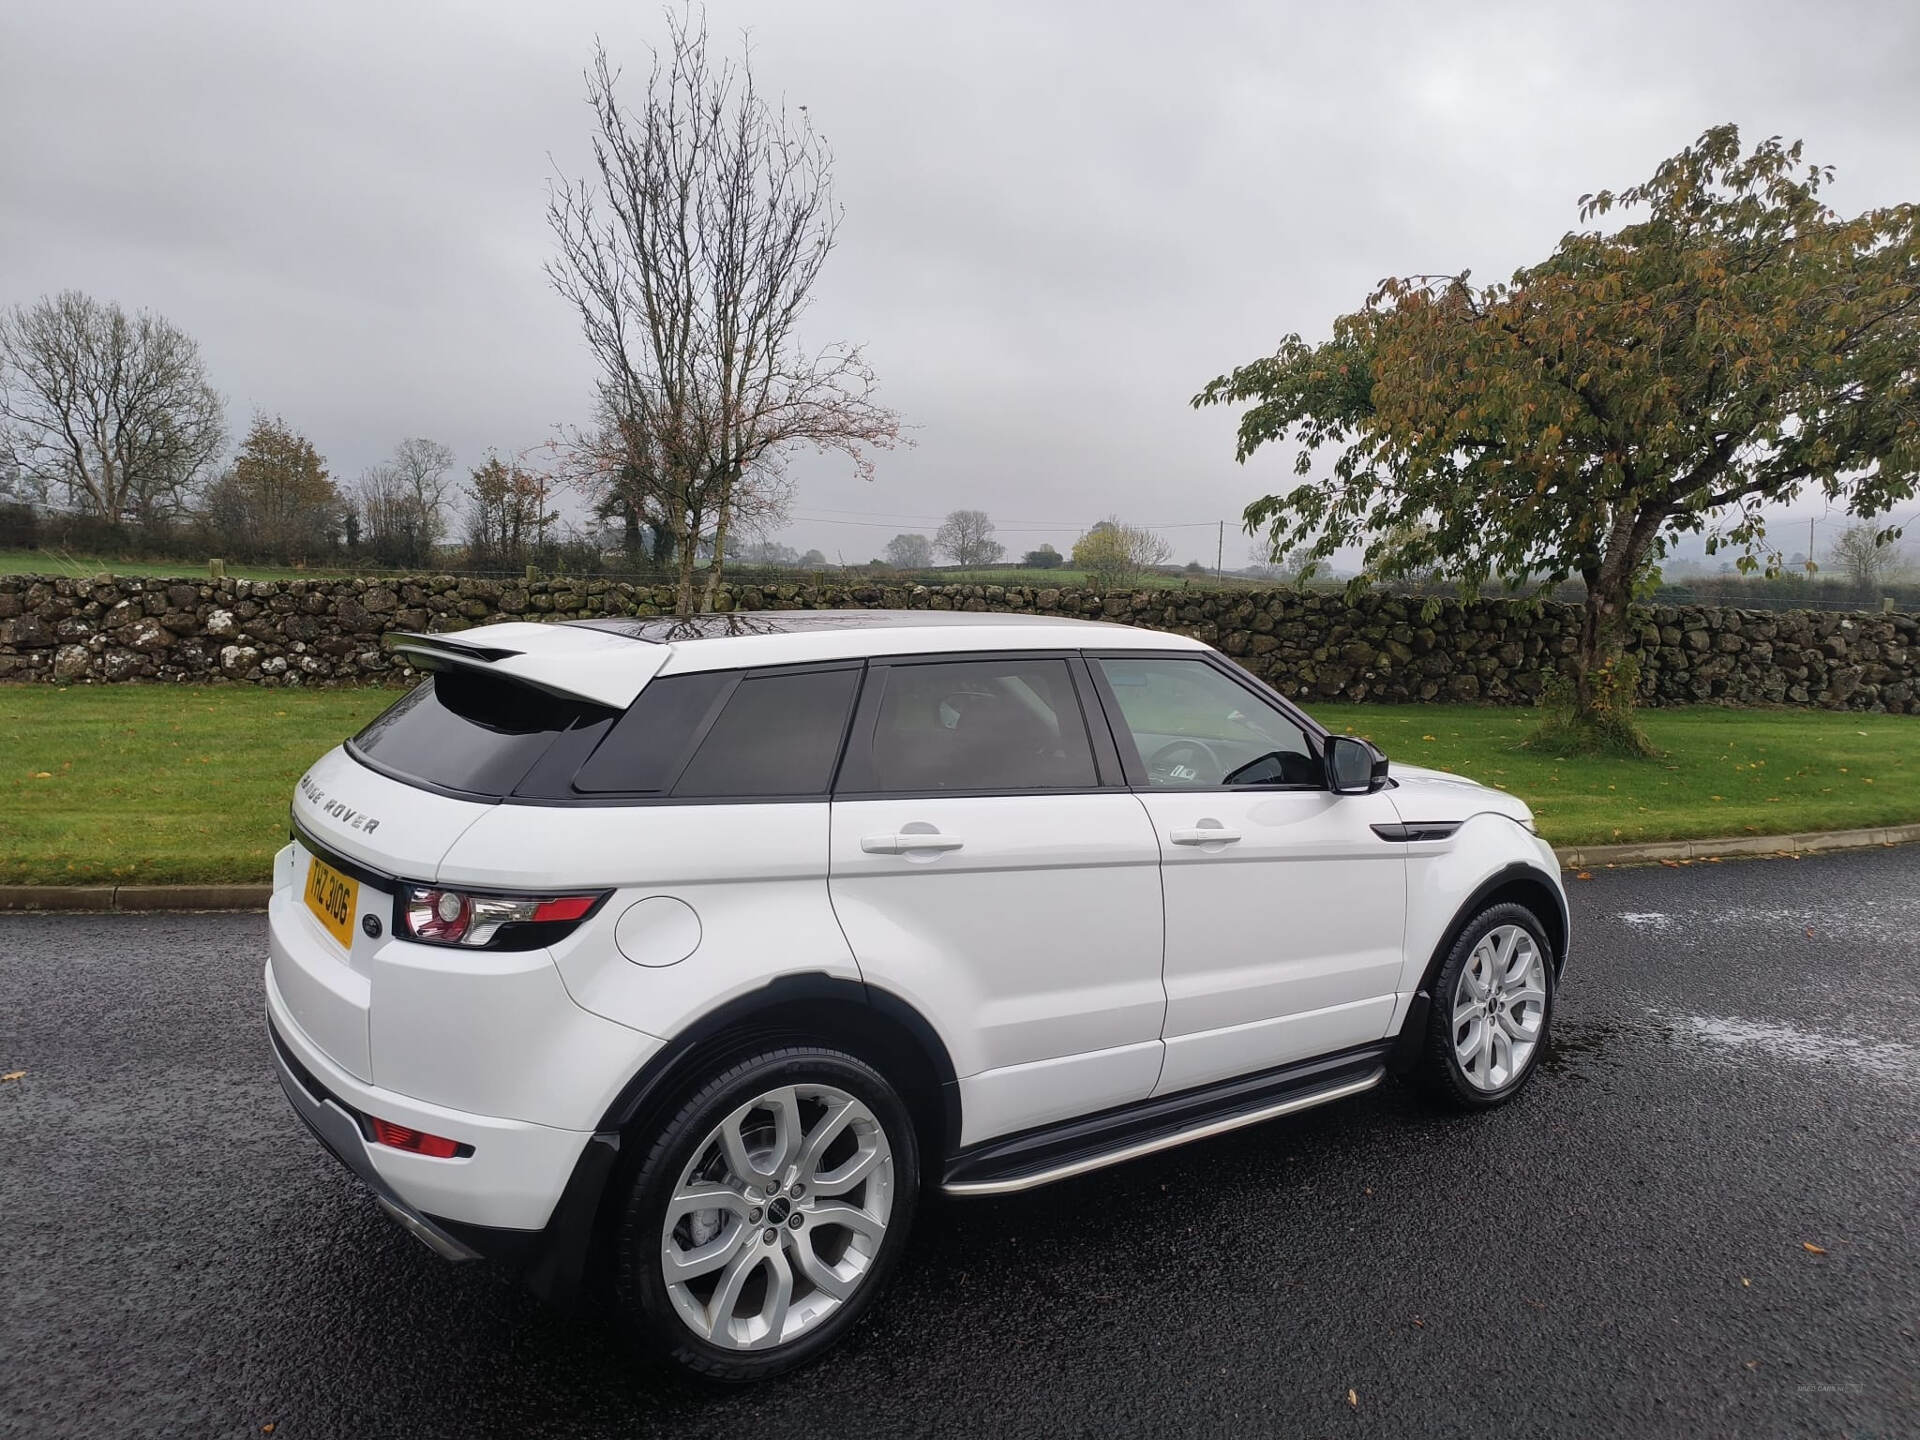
2;849;1916;1438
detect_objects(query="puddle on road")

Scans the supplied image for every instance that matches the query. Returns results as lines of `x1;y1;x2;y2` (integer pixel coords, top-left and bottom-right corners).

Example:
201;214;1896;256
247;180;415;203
1652;1009;1919;1084
1536;1017;1631;1079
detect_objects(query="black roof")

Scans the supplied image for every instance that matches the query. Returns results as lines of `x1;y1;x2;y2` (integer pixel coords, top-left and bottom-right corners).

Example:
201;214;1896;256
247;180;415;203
567;610;1099;643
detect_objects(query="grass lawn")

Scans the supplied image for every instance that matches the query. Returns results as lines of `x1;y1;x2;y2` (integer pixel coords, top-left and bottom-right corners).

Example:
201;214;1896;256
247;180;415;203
2;688;1916;885
1314;703;1920;848
1;685;397;886
0;549;366;582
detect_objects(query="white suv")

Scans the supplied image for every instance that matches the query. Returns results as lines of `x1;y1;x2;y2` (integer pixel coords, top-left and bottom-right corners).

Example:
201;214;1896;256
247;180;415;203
267;610;1567;1380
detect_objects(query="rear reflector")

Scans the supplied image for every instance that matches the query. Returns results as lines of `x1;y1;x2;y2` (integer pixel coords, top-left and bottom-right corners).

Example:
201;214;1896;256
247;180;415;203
531;895;596;922
369;1117;469;1159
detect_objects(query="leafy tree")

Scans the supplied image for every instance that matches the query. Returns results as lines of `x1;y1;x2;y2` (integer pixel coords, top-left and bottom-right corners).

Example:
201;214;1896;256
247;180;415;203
464;454;557;569
798;548;828;568
1022;543;1063;569
1197;126;1920;751
1072;517;1173;587
202;416;339;560
885;532;934;569
935;509;1002;567
1830;521;1898;591
0;291;224;529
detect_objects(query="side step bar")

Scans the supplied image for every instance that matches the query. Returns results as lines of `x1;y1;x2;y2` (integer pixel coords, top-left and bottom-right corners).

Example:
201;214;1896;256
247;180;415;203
942;1045;1389;1197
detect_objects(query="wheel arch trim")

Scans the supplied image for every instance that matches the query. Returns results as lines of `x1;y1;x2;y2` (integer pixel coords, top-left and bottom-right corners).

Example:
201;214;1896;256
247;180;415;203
1387;861;1568;1074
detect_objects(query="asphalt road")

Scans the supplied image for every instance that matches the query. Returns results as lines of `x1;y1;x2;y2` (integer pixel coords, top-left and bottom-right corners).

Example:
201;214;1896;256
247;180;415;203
3;851;1916;1440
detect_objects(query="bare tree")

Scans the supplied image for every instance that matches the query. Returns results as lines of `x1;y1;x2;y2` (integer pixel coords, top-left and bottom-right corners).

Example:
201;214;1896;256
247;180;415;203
357;437;456;567
885;532;933;568
547;13;902;615
0;291;225;529
934;509;1003;567
1830;521;1897;592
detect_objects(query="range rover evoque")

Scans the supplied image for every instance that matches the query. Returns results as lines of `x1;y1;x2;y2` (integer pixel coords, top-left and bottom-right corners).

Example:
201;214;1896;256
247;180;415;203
266;610;1569;1381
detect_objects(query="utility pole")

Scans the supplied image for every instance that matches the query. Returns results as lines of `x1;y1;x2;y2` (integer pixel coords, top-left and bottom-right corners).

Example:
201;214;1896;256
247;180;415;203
1216;520;1224;583
1808;516;1816;575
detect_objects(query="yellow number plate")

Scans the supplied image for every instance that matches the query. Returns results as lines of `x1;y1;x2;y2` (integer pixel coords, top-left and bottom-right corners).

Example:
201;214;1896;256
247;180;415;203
303;853;359;950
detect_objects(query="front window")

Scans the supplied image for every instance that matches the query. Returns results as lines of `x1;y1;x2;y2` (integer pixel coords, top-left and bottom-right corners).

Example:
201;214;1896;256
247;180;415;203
1096;657;1319;788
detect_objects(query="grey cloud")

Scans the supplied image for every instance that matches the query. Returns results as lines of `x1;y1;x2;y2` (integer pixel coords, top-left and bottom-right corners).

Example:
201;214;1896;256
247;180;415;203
3;0;1917;564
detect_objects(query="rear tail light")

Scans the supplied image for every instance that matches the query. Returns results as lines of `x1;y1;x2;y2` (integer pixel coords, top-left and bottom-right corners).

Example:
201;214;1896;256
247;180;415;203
368;1117;470;1159
402;887;605;949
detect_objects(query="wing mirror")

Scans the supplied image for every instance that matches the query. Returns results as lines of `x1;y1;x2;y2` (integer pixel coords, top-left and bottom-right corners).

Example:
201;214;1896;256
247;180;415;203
1325;735;1389;794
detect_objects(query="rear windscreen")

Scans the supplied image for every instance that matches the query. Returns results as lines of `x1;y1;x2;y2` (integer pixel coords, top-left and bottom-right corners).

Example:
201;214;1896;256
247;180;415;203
349;672;614;799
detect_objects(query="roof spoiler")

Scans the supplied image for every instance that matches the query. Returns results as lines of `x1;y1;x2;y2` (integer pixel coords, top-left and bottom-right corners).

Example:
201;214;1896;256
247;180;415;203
382;628;670;709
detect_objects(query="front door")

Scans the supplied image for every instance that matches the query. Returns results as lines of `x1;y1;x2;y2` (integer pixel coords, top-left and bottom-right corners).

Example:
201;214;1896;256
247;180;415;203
1090;654;1407;1096
828;655;1167;1147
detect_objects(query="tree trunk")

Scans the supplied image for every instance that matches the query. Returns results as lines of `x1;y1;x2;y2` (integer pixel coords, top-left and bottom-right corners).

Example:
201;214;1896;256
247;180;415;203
700;470;736;614
674;505;699;617
1573;577;1630;713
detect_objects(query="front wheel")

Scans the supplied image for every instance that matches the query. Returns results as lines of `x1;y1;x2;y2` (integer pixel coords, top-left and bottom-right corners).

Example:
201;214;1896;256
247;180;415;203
614;1046;919;1382
1412;902;1555;1110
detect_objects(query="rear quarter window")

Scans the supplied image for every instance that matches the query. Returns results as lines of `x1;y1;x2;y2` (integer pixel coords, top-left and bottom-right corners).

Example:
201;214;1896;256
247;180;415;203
349;672;612;799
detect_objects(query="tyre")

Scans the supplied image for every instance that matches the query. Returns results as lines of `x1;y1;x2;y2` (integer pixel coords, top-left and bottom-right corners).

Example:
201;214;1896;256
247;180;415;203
1413;902;1555;1110
614;1045;919;1382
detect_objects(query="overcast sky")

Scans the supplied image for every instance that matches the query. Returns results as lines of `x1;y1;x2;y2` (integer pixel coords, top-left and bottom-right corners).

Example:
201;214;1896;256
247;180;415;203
5;0;1918;568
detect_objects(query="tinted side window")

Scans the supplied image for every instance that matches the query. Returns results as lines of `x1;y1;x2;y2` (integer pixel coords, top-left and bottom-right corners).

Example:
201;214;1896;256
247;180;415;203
571;670;733;794
1096;657;1318;788
350;672;612;799
860;658;1096;793
673;667;860;798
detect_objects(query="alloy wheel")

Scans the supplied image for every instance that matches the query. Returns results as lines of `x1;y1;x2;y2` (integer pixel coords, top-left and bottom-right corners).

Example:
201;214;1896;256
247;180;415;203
1451;923;1547;1091
660;1083;894;1351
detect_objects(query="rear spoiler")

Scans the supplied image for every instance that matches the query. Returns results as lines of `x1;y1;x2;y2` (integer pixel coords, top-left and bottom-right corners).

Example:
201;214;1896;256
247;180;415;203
383;625;670;709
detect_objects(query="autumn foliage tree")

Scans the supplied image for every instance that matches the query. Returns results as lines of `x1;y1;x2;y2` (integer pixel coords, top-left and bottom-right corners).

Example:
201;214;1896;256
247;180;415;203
1197;126;1919;751
1072;517;1172;587
202;416;340;560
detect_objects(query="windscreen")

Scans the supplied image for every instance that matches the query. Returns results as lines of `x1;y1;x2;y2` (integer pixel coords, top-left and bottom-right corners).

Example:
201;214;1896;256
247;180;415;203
349;671;614;799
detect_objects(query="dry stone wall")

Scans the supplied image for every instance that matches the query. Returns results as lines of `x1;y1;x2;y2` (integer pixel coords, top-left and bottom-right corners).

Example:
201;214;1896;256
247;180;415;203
1;571;1915;712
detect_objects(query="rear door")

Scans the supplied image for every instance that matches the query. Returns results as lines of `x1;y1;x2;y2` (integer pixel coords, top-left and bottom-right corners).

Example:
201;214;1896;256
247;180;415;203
828;654;1167;1146
1088;653;1407;1097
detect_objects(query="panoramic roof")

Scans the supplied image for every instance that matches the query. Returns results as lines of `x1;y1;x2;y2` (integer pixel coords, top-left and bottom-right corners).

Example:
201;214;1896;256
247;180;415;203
568;610;1102;643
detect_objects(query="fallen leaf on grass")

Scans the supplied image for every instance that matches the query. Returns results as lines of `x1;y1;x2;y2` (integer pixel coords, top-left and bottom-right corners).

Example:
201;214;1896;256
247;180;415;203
30;771;51;779
0;1071;24;1083
1801;1242;1827;1255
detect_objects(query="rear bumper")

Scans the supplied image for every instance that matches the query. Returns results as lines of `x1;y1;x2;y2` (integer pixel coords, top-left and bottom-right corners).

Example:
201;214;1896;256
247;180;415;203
267;999;622;1299
269;1015;481;1262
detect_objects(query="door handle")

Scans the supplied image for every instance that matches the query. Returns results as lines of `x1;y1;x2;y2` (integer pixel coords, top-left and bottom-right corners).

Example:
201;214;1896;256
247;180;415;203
1170;827;1242;845
861;833;965;855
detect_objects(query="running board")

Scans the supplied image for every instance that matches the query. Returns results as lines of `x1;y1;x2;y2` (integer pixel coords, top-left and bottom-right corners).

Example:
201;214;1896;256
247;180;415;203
941;1046;1389;1197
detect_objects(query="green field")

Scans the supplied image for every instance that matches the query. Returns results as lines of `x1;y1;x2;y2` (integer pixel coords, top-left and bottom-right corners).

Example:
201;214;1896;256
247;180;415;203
1313;703;1918;849
1;686;1916;885
0;549;366;582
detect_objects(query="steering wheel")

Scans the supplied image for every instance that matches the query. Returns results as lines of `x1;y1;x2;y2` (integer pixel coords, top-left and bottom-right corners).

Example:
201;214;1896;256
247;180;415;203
1145;739;1220;787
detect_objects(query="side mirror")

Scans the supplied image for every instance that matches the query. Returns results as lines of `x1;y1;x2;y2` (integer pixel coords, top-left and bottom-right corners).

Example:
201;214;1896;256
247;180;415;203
1325;735;1388;794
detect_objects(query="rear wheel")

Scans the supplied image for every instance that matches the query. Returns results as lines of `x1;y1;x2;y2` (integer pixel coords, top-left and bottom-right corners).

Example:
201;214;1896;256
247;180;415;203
615;1046;919;1382
1413;903;1555;1110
